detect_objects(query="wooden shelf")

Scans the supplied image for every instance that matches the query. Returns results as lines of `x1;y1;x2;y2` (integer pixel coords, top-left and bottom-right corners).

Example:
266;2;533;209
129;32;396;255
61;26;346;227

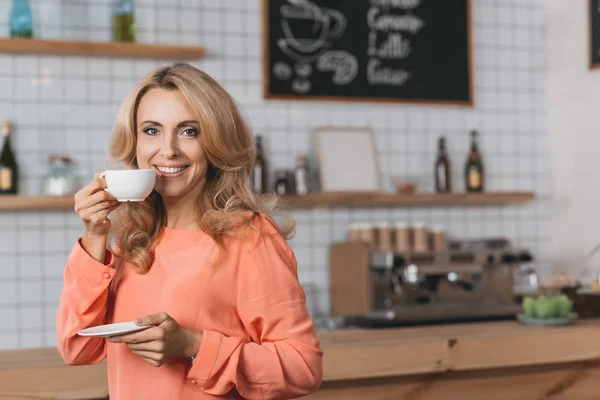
0;192;534;211
0;38;206;59
0;195;74;211
279;191;535;208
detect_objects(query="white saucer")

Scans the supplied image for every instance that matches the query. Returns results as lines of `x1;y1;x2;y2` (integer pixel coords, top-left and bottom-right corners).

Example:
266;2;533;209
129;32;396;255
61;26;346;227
78;321;151;338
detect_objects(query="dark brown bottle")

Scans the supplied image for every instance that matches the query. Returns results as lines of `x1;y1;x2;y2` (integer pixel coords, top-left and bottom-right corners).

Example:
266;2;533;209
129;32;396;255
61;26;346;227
434;137;451;192
0;121;18;195
465;130;484;192
250;135;268;194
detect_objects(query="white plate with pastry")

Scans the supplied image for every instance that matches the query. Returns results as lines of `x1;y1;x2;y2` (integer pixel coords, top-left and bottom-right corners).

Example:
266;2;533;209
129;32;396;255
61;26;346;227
78;321;151;338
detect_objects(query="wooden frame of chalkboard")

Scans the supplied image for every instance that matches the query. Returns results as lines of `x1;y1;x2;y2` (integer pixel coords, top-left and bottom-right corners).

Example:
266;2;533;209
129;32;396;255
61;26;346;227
590;0;600;68
262;0;474;106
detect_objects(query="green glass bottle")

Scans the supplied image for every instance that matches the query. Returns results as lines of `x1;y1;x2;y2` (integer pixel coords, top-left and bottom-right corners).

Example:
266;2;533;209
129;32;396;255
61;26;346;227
112;0;135;42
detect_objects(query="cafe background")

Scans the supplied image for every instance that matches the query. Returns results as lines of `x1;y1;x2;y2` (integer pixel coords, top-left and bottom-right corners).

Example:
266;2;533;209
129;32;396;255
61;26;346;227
0;0;566;350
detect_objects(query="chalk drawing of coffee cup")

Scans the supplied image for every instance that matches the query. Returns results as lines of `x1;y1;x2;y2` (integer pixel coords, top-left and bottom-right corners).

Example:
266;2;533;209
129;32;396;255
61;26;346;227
278;0;347;61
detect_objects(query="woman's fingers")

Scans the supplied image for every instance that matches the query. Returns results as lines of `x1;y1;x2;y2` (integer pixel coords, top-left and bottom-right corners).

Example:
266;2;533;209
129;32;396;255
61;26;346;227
75;190;117;213
74;172;107;200
80;200;120;218
131;349;163;362
127;340;165;353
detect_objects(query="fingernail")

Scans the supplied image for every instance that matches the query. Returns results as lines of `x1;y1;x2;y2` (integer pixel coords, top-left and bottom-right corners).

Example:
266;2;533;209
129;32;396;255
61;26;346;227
135;318;143;324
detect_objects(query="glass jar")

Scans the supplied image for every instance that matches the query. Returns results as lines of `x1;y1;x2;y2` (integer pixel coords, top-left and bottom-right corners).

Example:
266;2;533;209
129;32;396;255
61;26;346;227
43;155;78;196
112;0;135;42
274;169;295;195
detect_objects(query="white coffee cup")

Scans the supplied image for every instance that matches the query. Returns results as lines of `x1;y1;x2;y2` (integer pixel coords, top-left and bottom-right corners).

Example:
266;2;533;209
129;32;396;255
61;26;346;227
99;169;156;202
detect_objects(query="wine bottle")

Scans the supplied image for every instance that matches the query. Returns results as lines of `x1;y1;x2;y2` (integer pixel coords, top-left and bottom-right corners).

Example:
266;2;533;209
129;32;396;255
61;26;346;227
465;130;484;192
0;121;18;195
250;135;268;194
434;137;451;192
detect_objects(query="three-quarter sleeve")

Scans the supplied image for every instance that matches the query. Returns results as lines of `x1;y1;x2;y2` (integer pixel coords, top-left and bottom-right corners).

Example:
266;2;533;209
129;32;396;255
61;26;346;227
56;238;116;365
187;220;323;399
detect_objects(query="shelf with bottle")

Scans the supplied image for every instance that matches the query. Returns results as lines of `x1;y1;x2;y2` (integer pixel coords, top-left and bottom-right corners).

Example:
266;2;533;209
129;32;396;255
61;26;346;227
2;0;205;59
0;191;536;211
0;38;206;60
248;133;533;209
278;191;535;208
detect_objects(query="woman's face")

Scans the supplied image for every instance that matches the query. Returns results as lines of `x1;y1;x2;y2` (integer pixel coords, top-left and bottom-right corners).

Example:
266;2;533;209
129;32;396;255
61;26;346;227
135;88;208;200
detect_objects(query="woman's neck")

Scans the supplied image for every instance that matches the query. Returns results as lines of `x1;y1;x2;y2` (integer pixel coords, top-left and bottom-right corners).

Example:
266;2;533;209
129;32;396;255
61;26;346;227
163;195;201;231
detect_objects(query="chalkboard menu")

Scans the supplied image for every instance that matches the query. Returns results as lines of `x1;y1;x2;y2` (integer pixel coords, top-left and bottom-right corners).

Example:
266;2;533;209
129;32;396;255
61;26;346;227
591;0;600;68
262;0;473;106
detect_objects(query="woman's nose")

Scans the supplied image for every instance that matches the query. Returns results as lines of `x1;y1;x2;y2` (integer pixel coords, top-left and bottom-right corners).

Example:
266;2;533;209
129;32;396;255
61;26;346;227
160;135;180;158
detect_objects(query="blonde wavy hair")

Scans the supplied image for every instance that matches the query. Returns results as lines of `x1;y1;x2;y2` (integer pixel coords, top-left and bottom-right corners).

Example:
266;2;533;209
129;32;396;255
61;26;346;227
107;63;294;274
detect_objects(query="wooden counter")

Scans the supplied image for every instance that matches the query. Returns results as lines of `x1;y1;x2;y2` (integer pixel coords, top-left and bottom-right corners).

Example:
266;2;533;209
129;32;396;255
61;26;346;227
310;319;600;399
2;320;600;399
0;348;108;399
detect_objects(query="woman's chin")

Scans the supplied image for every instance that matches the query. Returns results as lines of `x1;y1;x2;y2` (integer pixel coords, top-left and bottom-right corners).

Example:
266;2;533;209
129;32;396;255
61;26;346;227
155;186;189;199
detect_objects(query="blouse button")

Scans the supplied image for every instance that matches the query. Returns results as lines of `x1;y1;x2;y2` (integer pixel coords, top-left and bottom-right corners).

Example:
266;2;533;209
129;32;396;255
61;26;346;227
103;272;111;279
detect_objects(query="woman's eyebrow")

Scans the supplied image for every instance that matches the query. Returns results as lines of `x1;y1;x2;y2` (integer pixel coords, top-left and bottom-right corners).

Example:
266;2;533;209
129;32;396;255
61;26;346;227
140;120;162;126
176;120;199;127
139;120;198;127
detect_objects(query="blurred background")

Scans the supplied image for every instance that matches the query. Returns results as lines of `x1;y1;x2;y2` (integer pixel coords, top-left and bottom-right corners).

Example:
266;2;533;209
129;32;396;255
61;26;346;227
6;0;600;398
0;0;596;358
0;0;556;349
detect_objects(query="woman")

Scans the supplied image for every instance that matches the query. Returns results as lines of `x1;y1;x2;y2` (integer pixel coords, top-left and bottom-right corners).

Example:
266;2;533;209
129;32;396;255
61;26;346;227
56;63;323;400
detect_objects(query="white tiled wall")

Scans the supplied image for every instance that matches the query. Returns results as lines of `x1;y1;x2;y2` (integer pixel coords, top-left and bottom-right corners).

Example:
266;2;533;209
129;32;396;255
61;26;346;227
546;0;600;278
0;0;549;349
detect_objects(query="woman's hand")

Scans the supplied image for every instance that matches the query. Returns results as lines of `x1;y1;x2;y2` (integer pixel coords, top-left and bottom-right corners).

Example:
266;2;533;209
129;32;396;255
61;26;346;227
108;312;203;367
74;172;120;238
74;172;121;262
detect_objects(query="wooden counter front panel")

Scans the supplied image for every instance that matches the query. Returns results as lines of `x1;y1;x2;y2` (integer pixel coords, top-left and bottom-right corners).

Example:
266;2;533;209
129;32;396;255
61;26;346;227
450;324;600;372
308;361;600;400
323;338;449;381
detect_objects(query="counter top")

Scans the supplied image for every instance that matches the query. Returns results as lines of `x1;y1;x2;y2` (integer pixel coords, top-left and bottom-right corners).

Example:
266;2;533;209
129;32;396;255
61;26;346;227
2;319;600;398
0;348;108;400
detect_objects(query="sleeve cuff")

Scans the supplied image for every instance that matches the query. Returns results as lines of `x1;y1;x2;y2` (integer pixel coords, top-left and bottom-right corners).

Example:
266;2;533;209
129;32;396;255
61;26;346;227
67;238;116;286
187;329;222;388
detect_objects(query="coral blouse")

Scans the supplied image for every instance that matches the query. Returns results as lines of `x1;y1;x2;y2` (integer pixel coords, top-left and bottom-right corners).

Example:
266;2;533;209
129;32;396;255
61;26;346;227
56;215;323;399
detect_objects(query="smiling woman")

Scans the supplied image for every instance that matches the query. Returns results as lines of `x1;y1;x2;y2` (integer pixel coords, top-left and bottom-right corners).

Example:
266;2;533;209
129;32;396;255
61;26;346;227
55;63;323;400
108;63;289;274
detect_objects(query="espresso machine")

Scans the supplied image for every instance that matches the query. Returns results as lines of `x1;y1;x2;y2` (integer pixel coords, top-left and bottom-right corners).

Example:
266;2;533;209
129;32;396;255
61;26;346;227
329;238;534;326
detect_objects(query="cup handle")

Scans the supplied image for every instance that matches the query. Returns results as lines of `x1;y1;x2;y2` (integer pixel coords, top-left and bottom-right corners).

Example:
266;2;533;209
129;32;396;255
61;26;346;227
327;10;346;39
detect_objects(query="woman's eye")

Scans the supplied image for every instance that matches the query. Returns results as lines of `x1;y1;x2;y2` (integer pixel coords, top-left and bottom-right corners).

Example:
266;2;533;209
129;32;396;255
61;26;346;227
182;128;198;137
143;127;159;135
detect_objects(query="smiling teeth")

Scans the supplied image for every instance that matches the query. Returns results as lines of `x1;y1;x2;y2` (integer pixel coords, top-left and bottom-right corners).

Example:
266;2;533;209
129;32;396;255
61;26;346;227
157;166;186;173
